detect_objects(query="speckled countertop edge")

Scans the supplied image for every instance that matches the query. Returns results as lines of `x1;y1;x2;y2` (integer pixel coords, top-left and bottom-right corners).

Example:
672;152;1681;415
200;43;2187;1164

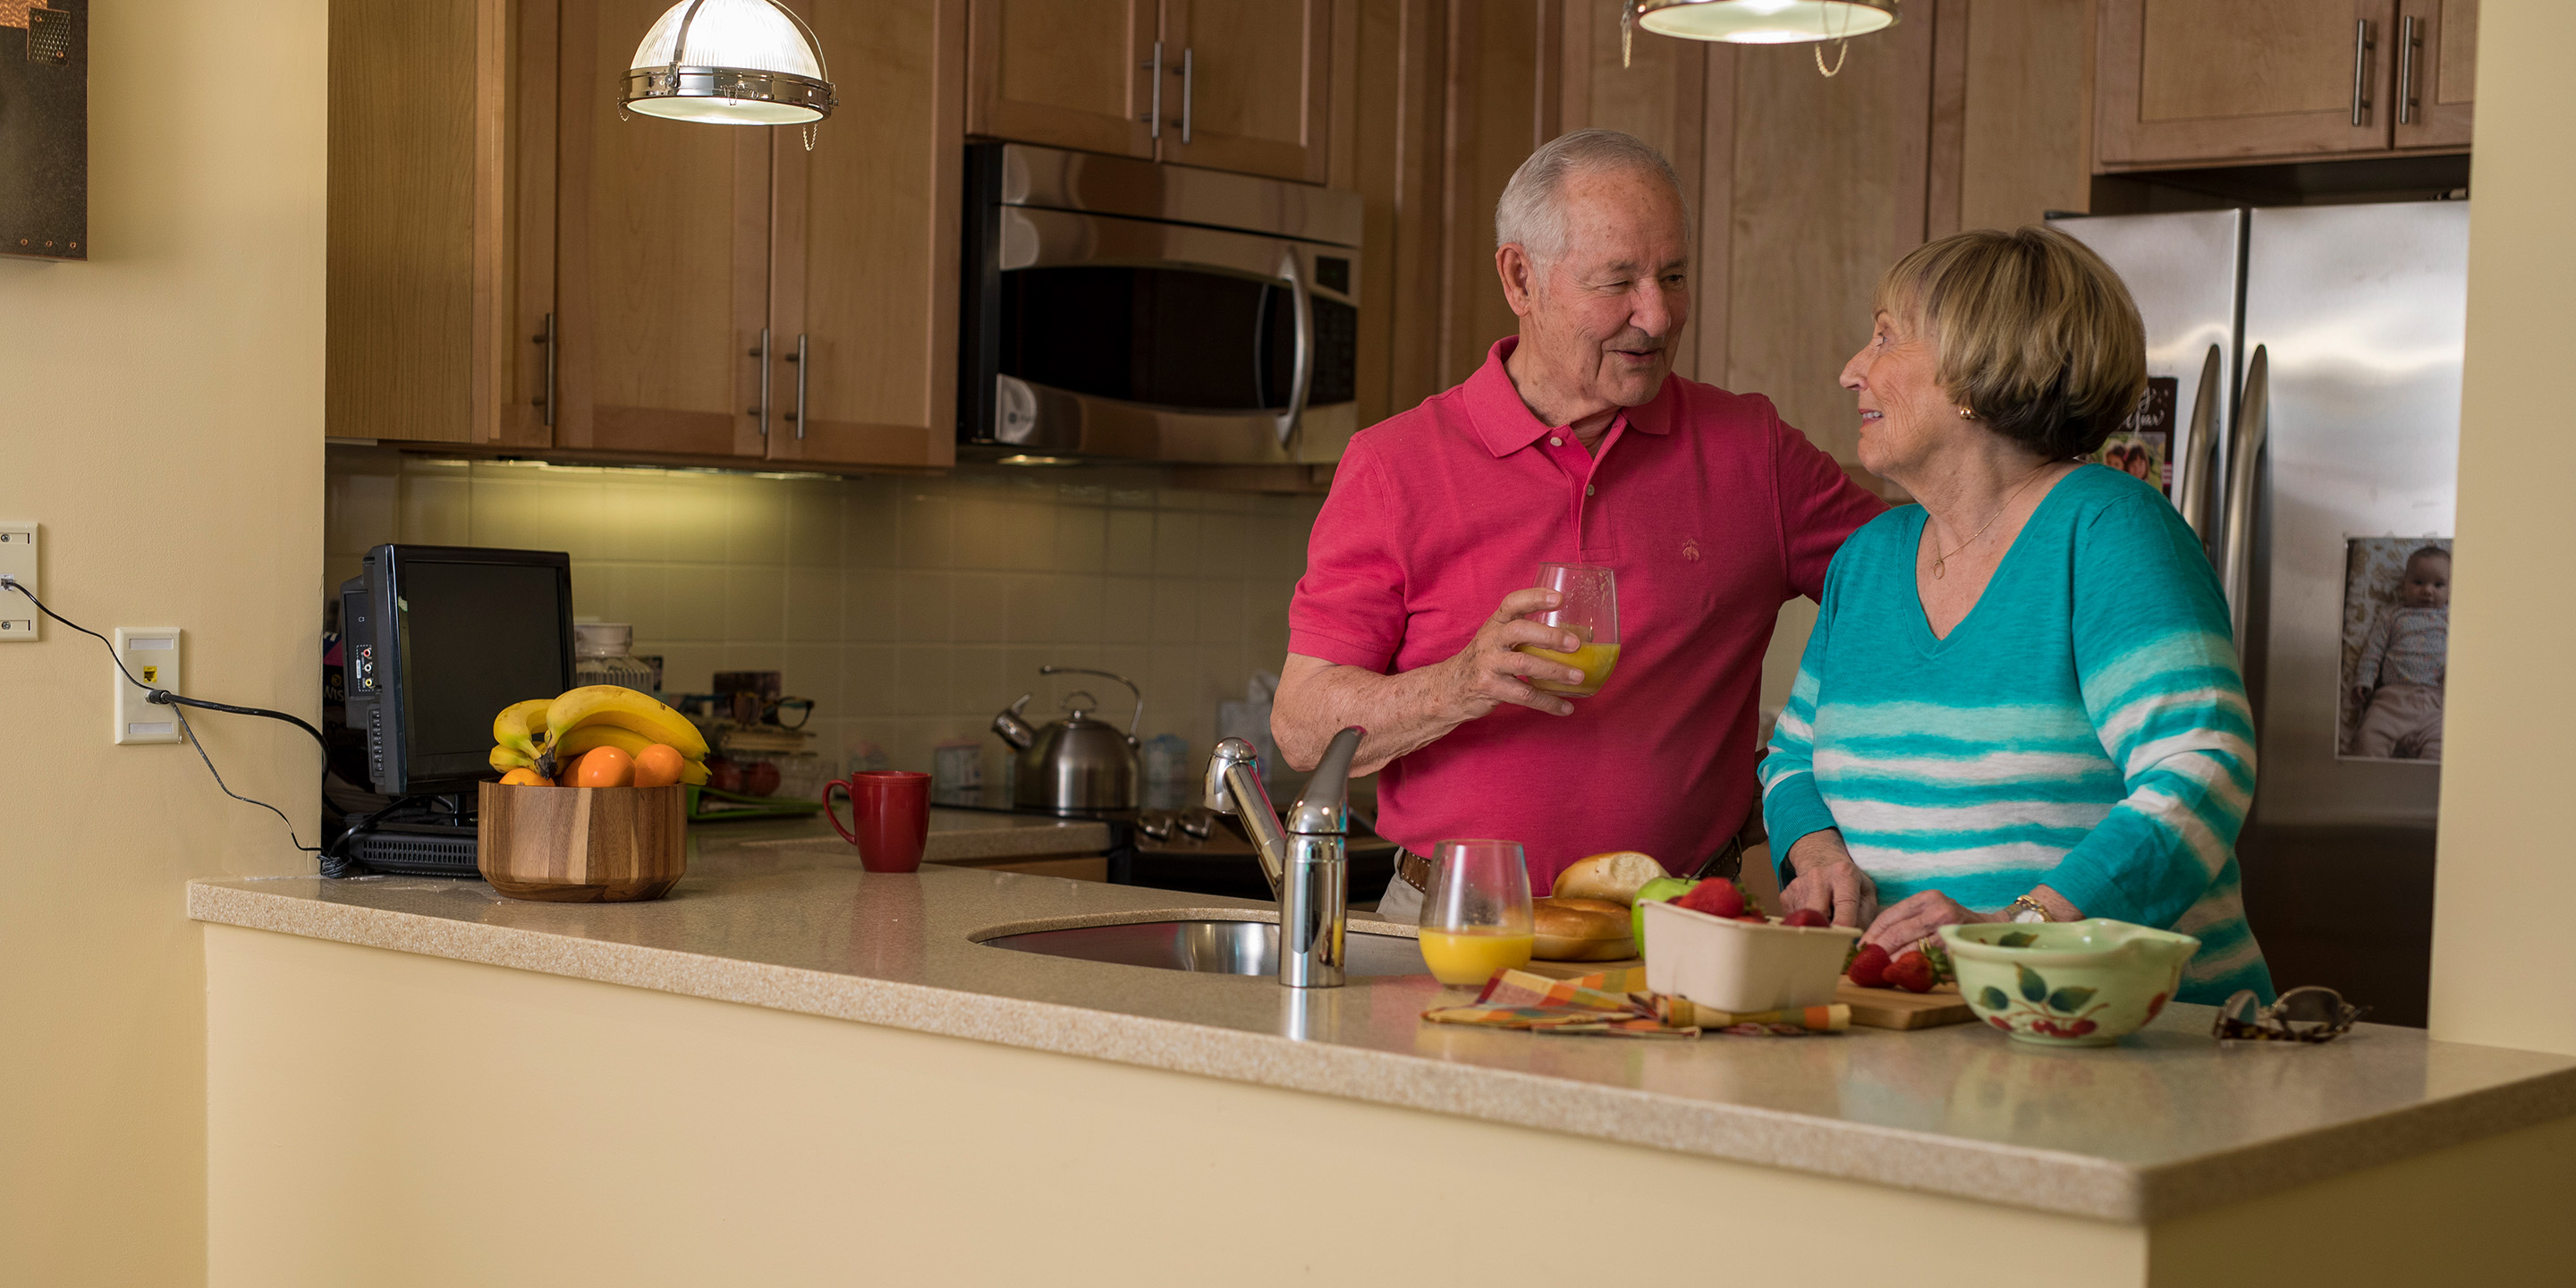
186;880;2135;1216
187;877;2576;1223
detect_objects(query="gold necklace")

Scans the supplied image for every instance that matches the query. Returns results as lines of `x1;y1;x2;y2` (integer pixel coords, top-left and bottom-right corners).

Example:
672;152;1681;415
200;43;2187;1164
1929;465;2053;580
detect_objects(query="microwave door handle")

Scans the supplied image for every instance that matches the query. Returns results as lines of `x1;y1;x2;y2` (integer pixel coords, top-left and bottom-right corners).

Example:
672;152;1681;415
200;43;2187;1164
2174;343;2224;552
2219;345;2270;645
1276;251;1312;449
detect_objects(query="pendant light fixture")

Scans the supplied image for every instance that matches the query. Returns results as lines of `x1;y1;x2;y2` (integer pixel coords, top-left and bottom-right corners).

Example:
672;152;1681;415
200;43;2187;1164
1621;0;1899;76
623;0;837;147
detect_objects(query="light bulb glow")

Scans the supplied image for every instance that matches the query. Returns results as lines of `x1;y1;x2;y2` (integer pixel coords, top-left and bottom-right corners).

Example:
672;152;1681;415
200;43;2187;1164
1635;0;1897;45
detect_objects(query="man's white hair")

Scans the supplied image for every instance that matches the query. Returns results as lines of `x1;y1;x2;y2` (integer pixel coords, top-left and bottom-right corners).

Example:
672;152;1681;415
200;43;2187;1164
1494;129;1687;266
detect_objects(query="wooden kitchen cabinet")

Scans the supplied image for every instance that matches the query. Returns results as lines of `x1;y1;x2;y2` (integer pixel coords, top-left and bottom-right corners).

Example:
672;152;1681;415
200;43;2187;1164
329;0;964;471
325;0;552;447
968;0;1326;182
766;0;964;469
2392;0;2476;150
964;0;1156;159
2097;0;2472;169
1157;0;1331;182
552;0;771;459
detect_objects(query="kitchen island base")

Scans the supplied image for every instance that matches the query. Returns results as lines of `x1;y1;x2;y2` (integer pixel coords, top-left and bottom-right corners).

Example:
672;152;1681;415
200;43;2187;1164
207;926;2572;1287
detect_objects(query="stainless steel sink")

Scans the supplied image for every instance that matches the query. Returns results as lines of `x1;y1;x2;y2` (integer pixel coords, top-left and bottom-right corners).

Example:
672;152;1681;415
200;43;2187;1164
979;919;1426;978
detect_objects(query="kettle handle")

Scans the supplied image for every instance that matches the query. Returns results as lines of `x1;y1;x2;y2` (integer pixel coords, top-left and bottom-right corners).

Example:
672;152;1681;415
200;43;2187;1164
1040;665;1143;741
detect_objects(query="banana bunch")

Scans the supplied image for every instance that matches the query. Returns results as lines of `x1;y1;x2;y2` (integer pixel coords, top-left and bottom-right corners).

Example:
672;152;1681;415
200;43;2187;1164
487;685;711;787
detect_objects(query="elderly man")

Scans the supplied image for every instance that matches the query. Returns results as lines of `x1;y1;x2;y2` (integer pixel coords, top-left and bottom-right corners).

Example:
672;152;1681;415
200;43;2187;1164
1273;129;1884;916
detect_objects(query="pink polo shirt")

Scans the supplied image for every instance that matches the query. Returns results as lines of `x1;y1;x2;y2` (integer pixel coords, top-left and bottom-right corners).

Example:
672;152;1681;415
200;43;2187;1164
1289;338;1884;892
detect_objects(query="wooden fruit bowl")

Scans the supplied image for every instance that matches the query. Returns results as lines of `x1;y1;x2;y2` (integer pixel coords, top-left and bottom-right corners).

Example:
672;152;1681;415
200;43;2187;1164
478;782;686;902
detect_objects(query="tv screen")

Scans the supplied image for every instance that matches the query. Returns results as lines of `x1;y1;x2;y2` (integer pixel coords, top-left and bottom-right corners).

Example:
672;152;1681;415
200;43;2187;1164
341;545;573;795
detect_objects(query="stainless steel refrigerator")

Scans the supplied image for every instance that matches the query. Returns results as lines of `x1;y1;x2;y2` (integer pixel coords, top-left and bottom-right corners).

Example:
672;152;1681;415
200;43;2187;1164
2056;202;2470;1025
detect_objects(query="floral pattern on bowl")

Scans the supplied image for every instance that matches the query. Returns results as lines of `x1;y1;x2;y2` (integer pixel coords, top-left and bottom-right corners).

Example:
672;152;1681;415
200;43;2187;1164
1939;919;2199;1047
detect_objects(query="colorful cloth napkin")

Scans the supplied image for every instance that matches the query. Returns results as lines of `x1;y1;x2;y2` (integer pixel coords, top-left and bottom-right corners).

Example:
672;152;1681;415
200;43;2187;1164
1420;967;1851;1038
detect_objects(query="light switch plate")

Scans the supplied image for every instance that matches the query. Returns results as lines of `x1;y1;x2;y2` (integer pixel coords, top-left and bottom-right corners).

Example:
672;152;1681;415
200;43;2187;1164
0;522;37;641
114;627;182;745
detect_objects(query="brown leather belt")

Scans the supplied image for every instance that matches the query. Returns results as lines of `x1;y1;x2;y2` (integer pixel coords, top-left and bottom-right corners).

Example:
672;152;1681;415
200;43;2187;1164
1395;848;1433;893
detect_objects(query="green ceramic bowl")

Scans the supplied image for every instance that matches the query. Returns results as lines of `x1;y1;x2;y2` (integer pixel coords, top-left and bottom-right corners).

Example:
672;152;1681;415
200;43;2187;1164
1939;919;2199;1046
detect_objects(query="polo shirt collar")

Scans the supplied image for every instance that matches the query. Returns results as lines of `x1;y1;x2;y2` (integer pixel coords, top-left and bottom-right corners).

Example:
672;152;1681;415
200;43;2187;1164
1463;337;1675;459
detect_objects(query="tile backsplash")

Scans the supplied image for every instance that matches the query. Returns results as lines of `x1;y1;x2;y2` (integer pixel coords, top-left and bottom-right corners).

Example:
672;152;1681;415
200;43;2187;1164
325;447;1325;786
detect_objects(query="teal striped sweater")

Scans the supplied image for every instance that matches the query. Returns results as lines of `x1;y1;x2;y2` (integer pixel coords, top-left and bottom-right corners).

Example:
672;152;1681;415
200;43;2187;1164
1762;465;2274;1004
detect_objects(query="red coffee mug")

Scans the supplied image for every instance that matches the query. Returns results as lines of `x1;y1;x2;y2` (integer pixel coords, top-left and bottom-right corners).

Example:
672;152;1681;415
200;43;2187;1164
825;771;931;873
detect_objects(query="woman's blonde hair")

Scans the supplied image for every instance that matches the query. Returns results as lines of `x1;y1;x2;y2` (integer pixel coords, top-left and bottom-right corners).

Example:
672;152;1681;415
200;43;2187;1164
1874;225;2148;459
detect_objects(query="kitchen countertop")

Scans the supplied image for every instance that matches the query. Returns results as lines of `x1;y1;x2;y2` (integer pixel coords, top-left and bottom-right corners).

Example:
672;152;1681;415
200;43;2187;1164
732;809;1111;865
187;834;2576;1224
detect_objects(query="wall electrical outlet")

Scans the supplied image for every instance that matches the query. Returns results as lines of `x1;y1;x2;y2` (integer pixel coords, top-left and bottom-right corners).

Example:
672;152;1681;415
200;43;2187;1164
0;522;37;640
114;627;183;745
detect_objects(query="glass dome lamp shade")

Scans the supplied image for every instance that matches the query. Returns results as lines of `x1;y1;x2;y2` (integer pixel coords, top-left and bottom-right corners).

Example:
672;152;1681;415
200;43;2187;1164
1627;0;1897;45
623;0;837;128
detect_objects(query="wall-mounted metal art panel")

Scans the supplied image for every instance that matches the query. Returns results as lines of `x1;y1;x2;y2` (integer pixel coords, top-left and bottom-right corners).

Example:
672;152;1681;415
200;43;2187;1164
1;0;88;261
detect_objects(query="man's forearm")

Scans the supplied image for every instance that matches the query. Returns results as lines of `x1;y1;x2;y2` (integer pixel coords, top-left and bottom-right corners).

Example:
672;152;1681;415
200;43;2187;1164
1272;655;1464;777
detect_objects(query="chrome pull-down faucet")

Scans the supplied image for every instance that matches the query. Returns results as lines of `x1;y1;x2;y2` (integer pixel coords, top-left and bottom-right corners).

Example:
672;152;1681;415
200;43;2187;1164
1204;727;1363;988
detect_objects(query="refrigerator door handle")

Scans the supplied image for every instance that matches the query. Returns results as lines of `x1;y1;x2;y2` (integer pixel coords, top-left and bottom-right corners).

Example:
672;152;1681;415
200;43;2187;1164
2220;345;2270;645
2174;343;2224;553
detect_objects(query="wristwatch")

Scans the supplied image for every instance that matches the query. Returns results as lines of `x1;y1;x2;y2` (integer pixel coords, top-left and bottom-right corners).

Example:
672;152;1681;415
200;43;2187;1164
2005;894;2053;924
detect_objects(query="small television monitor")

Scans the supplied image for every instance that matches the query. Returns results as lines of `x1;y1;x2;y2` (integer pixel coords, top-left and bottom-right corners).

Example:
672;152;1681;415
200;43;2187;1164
338;544;574;795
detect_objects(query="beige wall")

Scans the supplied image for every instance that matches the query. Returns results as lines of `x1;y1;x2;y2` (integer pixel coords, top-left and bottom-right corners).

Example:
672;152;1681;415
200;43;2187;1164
325;450;1322;787
0;0;327;1282
2430;0;2576;1055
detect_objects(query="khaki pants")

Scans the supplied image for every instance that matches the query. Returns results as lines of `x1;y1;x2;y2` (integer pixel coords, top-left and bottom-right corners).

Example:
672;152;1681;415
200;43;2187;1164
2353;682;2445;759
1375;869;1424;925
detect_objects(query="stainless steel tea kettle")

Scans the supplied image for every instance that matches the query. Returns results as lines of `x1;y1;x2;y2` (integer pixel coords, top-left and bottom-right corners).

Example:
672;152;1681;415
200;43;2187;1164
992;665;1142;813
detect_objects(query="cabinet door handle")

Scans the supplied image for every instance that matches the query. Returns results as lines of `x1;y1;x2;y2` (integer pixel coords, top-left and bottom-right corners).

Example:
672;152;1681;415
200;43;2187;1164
787;332;808;440
1181;46;1193;144
748;327;770;436
1140;40;1162;139
2350;19;2376;126
2397;14;2421;125
530;311;555;428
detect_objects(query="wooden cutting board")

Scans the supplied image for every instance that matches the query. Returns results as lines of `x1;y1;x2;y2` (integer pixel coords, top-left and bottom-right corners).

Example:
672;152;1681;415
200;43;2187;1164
1515;958;1976;1030
1835;982;1975;1030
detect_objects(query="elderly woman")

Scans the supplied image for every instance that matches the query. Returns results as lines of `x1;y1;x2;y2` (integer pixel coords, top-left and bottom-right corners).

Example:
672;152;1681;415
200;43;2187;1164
1761;225;2272;1004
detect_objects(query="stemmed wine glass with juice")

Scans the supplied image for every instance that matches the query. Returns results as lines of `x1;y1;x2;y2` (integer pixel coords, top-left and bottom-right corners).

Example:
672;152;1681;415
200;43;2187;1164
1418;839;1535;986
1517;563;1620;697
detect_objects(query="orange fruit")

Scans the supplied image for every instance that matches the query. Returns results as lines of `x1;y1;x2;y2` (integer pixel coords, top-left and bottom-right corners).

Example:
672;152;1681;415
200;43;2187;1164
572;745;635;788
631;742;687;788
498;767;553;787
552;750;586;784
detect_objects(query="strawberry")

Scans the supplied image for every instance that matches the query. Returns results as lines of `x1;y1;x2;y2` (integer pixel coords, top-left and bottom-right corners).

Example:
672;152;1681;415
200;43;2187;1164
1781;908;1831;928
1675;877;1747;919
1884;950;1936;994
1735;913;1770;924
1846;943;1893;987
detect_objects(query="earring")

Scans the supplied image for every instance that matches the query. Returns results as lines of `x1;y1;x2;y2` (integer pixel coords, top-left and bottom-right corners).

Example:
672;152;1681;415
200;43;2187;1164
1956;406;1976;419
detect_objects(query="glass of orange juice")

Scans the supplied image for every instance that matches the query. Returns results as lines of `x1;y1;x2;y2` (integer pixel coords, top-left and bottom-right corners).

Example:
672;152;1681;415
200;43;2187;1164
1418;839;1535;987
1518;563;1621;697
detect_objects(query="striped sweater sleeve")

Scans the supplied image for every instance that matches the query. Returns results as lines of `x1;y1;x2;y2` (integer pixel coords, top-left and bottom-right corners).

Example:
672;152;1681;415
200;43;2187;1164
2042;493;2258;929
1759;559;1844;879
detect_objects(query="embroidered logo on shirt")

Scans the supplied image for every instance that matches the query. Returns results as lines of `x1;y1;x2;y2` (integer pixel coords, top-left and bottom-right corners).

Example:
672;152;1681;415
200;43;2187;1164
1682;538;1701;563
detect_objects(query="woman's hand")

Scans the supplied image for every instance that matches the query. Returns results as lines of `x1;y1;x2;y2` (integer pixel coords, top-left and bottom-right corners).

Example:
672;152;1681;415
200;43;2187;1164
1780;831;1879;928
1862;891;2001;952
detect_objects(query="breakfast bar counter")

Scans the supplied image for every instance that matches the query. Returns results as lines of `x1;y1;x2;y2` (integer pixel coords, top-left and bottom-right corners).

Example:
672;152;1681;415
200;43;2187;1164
191;834;2576;1287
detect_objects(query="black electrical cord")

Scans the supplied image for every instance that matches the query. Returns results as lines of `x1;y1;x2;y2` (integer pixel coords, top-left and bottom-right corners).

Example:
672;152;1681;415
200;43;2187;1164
3;578;324;855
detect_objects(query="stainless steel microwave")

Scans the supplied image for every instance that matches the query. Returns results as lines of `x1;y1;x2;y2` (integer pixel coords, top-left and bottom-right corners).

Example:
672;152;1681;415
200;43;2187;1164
958;143;1363;464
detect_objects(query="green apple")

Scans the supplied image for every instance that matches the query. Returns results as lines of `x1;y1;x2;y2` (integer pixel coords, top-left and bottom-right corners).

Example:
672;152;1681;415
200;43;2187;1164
1631;877;1694;957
